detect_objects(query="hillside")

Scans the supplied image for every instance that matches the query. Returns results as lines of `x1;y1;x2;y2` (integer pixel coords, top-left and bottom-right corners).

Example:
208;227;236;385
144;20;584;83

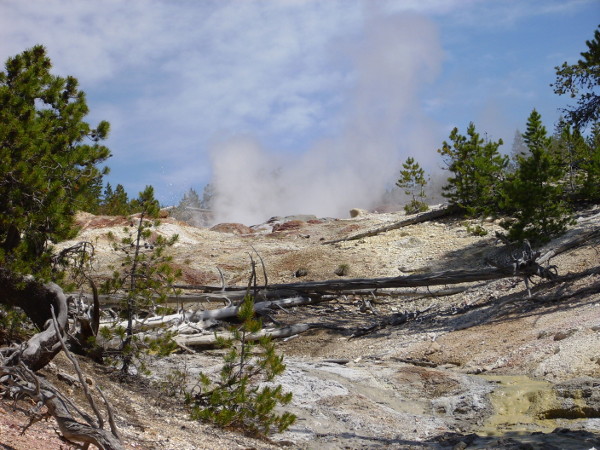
1;205;599;449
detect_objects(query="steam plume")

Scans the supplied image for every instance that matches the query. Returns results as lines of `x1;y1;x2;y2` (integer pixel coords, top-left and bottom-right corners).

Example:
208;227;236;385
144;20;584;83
211;13;443;225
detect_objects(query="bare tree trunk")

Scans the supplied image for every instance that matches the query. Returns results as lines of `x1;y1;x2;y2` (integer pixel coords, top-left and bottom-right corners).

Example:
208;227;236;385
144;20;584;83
174;323;315;348
0;365;123;450
322;206;457;245
0;269;69;371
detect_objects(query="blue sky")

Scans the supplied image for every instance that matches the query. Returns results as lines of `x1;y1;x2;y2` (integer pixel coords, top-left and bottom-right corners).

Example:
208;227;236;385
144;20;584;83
1;0;598;224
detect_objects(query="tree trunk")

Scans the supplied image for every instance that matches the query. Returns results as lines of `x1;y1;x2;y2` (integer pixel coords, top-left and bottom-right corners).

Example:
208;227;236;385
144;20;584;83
0;365;123;450
100;296;318;332
0;269;69;371
174;323;315;348
322;206;458;245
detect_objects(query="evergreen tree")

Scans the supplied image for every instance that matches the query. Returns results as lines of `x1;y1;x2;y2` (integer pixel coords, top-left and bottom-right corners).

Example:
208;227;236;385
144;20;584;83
396;157;428;214
190;294;296;436
582;122;600;201
200;183;215;210
101;185;180;374
77;175;104;214
500;110;573;244
102;183;114;212
552;119;590;196
171;188;202;224
102;183;131;216
0;45;110;276
437;122;507;216
553;25;600;129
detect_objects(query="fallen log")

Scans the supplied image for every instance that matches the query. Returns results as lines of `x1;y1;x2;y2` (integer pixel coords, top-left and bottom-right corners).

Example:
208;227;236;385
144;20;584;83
265;265;542;293
76;288;305;306
173;323;315;348
100;296;320;331
173;264;550;300
538;227;600;265
322;206;457;245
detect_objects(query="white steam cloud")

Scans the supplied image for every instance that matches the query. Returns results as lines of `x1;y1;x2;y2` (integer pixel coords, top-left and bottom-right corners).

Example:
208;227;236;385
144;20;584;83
211;13;443;225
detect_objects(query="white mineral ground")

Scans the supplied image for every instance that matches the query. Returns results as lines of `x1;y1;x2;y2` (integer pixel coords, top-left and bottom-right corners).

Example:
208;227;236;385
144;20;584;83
2;205;599;449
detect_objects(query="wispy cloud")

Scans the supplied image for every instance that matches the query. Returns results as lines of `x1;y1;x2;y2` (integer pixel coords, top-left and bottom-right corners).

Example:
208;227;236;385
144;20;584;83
0;0;595;219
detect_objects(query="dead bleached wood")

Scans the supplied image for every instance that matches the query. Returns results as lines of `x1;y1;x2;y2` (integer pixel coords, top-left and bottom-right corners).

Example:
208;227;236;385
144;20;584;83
0;308;123;450
538;227;600;265
100;296;318;332
50;306;122;447
322;206;457;245
174;323;315;348
77;288;304;307
0;365;123;450
0;269;69;371
265;266;542;294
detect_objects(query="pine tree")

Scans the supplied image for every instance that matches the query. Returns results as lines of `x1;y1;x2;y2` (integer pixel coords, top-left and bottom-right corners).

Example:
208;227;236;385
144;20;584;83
200;183;215;210
102;183;131;216
190;294;296;436
171;188;202;225
582;122;600;201
102;183;114;213
101;185;181;374
437;122;507;216
500;110;573;244
77;175;104;214
0;45;110;277
396;157;428;214
552;119;590;196
553;25;600;129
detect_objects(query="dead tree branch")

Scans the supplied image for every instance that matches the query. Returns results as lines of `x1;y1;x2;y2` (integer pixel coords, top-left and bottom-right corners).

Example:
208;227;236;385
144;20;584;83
322;206;457;245
0;269;69;371
174;323;316;348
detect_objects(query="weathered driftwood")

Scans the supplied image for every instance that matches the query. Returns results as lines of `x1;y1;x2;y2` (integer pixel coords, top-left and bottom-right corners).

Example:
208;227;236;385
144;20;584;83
173;323;315;348
322;206;457;245
100;296;318;331
0;306;122;450
0;365;123;450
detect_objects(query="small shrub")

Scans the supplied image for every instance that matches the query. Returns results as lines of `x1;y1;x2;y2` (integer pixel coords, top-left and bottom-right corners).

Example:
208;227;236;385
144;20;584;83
404;199;429;215
397;157;430;215
188;295;296;436
154;361;192;400
294;268;308;277
334;264;350;276
465;222;488;236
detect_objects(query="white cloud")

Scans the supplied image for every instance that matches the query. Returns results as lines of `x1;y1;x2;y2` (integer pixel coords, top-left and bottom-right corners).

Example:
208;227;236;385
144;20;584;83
0;0;595;216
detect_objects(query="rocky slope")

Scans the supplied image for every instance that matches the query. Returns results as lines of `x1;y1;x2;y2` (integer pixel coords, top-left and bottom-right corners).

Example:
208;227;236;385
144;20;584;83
1;205;599;449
